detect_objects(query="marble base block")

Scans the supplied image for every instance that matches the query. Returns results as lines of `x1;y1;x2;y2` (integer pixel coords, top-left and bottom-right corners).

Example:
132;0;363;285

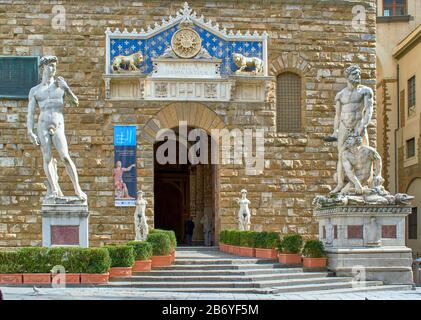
314;205;414;285
41;197;89;248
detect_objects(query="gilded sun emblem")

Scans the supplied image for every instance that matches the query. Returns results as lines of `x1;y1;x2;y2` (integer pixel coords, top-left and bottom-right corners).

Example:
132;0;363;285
171;28;202;59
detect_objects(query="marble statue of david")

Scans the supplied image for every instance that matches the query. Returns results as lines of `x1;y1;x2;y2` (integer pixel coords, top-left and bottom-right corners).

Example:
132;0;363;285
27;56;87;201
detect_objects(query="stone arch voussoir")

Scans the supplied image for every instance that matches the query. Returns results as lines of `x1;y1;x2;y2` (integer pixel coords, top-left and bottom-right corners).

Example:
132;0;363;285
142;102;227;144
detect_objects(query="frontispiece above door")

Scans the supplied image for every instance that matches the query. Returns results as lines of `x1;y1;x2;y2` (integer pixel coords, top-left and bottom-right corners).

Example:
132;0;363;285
103;2;272;102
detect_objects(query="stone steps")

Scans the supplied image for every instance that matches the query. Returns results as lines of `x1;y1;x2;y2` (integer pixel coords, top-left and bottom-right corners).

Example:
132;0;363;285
113;272;329;282
153;263;284;270
270;281;385;293
173;258;277;265
101;247;412;294
107;276;354;289
133;268;304;276
295;284;415;295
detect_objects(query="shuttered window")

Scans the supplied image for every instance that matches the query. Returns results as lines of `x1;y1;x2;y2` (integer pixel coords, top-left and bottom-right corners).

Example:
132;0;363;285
0;56;39;99
276;72;302;132
408;75;416;112
383;0;406;16
406;138;416;158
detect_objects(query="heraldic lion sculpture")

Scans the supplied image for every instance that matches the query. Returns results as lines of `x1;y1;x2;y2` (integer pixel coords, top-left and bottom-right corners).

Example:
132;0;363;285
112;51;143;72
232;53;264;74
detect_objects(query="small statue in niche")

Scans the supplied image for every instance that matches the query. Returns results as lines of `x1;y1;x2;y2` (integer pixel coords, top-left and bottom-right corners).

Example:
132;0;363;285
112;51;143;73
232;53;264;75
236;189;251;231
134;190;149;241
200;209;213;246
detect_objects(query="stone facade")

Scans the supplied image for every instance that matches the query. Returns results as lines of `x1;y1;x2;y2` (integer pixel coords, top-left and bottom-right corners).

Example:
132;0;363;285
0;0;377;247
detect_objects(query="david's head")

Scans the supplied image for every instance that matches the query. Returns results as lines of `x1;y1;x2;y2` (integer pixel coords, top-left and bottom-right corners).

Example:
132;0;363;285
345;65;361;86
40;56;58;79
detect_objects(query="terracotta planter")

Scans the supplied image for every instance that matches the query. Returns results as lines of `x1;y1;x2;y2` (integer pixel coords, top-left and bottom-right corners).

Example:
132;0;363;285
151;255;172;267
255;248;277;259
303;257;327;268
239;247;255;257
278;253;302;265
133;260;152;272
232;246;241;256
80;273;109;284
227;245;234;254
51;273;80;284
0;274;23;284
219;244;226;252
171;250;176;263
109;267;132;277
23;273;51;285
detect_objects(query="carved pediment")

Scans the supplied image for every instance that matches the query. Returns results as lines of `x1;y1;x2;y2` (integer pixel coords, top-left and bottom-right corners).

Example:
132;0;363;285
103;2;272;102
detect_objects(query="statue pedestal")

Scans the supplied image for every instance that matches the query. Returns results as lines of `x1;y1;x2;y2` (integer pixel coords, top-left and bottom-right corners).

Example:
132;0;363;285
314;205;414;285
41;197;89;248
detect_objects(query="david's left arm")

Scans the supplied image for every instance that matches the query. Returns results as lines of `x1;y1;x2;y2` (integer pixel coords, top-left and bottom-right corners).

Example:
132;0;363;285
57;76;79;107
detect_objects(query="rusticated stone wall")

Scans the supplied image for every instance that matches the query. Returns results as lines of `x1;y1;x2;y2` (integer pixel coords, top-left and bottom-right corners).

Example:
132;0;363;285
0;0;377;247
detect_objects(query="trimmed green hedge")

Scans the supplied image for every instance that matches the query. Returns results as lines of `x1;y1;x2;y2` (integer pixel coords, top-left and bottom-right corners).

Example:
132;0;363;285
0;251;22;273
302;240;326;258
278;234;303;254
146;232;172;256
150;229;177;251
219;230;279;249
255;232;280;249
0;247;111;274
127;241;153;261
17;247;51;273
105;245;135;268
219;230;229;244
75;248;111;273
239;231;258;248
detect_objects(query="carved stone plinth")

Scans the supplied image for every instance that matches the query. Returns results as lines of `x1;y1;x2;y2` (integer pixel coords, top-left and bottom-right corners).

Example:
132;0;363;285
314;205;414;285
41;197;89;248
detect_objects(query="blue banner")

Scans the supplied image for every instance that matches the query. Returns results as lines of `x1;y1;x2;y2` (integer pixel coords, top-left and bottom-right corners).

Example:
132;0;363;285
114;126;137;207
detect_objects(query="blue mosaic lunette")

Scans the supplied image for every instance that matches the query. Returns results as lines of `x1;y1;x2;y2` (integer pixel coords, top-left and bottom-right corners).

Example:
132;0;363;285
109;23;263;76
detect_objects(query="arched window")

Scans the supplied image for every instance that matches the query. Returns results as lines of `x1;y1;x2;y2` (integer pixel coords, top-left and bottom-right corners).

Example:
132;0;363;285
276;72;302;132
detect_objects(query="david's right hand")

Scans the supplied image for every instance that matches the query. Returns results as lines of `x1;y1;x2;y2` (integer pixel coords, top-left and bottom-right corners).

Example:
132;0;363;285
28;131;40;146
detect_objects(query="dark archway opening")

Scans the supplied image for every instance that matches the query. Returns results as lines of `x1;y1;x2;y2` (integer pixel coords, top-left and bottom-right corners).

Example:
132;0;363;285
153;127;216;246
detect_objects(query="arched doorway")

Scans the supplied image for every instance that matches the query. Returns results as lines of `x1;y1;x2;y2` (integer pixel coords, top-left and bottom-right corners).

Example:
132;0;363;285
153;126;216;246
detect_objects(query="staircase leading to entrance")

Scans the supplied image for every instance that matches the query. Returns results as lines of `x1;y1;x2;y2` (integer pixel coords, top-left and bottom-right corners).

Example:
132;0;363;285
106;247;413;294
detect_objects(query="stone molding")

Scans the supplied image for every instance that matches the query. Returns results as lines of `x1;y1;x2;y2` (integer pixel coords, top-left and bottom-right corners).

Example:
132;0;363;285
269;52;312;77
142;102;227;144
315;205;412;215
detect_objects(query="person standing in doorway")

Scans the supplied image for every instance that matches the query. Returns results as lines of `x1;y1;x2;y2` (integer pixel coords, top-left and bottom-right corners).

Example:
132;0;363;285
185;217;195;246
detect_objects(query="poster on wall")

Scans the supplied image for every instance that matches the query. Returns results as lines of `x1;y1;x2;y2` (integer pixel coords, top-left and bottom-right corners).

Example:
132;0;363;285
114;125;137;207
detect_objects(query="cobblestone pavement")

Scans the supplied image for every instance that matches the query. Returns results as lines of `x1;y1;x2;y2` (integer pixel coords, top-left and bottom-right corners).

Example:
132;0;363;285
1;286;420;300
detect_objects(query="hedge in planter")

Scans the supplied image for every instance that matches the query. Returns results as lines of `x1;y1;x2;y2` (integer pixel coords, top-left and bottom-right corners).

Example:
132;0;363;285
278;234;303;265
127;241;153;261
127;241;153;272
105;245;135;277
77;248;111;284
150;229;177;251
254;232;280;259
302;240;327;268
255;232;280;249
147;232;172;267
0;251;23;284
147;233;172;256
239;231;258;257
219;230;228;244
